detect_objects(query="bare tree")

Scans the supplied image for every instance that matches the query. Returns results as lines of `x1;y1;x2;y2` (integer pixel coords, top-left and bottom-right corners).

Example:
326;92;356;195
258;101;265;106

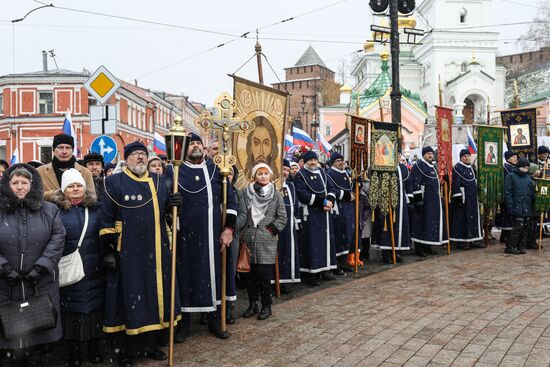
517;0;550;51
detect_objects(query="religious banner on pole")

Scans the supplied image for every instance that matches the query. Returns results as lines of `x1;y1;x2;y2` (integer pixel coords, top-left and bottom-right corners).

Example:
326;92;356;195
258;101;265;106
535;178;550;213
231;75;288;190
477;125;505;210
500;107;537;159
348;114;370;174
435;106;454;183
368;121;399;217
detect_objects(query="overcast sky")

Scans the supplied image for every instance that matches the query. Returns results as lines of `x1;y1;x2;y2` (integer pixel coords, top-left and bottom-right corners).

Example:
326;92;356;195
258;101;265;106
0;0;542;105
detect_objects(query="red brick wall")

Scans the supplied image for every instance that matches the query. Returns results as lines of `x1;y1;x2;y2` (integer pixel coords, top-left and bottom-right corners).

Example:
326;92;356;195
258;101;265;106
20;90;35;114
56;90;71;113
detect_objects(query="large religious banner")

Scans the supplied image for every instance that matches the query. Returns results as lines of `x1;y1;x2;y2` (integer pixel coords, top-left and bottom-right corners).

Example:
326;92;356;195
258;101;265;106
477;125;504;210
500;107;537;159
232;75;288;190
348;114;370;174
435;106;454;183
535;178;550;214
368;121;399;219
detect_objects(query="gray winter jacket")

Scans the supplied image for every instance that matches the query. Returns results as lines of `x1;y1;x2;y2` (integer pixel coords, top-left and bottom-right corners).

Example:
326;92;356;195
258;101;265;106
238;187;287;264
0;163;65;349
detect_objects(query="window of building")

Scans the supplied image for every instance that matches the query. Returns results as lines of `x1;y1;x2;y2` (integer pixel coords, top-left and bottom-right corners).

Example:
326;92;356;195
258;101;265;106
40;146;52;164
303;67;307;73
310;66;313;72
461;62;468;72
127;106;131;125
325;123;332;136
520;54;523;62
38;91;53;114
299;81;302;89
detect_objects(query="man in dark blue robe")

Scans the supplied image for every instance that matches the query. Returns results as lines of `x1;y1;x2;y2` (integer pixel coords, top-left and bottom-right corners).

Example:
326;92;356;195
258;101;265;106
100;141;181;366
450;149;483;248
294;150;337;286
372;161;413;263
174;133;237;340
326;152;357;272
411;146;448;256
272;159;301;292
496;151;517;242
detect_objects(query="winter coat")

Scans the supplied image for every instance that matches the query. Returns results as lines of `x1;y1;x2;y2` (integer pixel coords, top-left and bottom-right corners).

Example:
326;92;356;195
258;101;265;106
504;168;535;218
0;163;65;350
37;162;95;201
238;187;287;264
50;190;104;315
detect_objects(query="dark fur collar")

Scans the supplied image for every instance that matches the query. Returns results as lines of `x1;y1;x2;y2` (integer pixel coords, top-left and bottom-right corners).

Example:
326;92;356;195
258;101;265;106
0;163;44;213
49;189;97;210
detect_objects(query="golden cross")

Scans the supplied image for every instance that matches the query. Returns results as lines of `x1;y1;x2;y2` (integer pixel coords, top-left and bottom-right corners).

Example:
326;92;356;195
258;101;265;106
194;92;255;176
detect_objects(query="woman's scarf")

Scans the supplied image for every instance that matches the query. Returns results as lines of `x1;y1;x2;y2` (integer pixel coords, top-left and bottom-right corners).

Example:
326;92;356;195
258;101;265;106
246;182;275;227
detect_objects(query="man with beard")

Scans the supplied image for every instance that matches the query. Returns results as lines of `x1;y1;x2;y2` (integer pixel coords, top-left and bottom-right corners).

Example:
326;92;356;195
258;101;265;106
37;134;94;200
294;150;337;286
100;141;182;366
175;133;237;340
83;152;105;202
410;146;448;256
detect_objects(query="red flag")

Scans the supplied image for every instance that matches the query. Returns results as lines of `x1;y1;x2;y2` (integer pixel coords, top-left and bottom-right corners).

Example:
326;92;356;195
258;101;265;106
436;106;454;184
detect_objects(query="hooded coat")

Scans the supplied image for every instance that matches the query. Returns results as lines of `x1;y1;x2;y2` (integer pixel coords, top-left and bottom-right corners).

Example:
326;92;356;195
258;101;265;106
0;163;65;349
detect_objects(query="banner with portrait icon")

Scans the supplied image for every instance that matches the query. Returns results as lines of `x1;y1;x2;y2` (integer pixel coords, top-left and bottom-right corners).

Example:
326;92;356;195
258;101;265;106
232;75;288;190
535;178;550;213
368;121;399;217
500;107;537;159
436;106;454;184
348;115;370;174
477;125;505;210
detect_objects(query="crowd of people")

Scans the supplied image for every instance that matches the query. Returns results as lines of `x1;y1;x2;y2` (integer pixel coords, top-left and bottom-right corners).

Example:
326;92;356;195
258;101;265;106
0;132;545;366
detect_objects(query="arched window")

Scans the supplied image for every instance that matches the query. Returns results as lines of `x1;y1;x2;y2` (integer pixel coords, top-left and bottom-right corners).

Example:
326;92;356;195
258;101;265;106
461;62;468;73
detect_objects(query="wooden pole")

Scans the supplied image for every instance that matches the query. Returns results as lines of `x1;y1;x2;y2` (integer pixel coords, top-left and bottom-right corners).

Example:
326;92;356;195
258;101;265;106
388;191;397;265
378;98;384;122
255;40;264;85
168;164;180;367
274;254;281;297
483;205;489;247
221;177;228;333
444;182;451;255
354;176;360;273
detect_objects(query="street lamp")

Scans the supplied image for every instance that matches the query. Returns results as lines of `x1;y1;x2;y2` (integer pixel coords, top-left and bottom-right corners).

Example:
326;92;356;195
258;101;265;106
300;98;306;124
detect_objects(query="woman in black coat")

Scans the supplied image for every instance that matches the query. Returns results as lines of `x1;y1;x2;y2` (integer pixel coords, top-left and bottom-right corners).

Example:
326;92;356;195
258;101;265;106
50;168;104;366
0;163;65;367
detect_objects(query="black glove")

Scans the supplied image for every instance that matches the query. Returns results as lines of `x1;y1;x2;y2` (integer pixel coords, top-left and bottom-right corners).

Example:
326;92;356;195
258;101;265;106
1;264;21;287
168;192;182;208
24;265;48;285
452;195;463;207
103;253;117;271
266;223;279;236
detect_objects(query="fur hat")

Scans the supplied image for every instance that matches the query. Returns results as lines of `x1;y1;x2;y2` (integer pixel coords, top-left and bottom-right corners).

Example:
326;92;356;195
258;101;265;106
504;151;517;161
124;141;148;160
459;149;471;158
83;152;104;167
0;163;43;212
422;146;435;156
53;133;74;149
330;151;344;164
283;159;290;168
301;150;318;164
517;157;530;168
61;168;86;193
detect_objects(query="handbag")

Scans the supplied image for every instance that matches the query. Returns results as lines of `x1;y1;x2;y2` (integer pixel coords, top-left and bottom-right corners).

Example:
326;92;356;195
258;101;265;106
59;207;88;287
237;241;251;273
0;287;57;340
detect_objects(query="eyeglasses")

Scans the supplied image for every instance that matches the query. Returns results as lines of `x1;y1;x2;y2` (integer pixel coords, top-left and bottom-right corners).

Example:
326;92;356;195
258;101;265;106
129;151;147;158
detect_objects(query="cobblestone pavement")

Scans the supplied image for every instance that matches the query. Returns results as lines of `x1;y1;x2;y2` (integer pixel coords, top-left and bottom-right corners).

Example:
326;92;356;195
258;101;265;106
140;243;550;367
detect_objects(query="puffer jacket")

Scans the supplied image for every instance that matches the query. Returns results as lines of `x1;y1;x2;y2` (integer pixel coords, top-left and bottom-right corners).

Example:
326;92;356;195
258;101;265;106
50;190;104;314
504;168;535;218
0;163;65;349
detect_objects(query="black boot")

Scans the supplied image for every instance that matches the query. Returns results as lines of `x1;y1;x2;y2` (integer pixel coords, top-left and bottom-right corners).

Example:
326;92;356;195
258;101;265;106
118;353;133;367
243;302;259;318
226;302;235;325
199;312;208;325
322;271;336;281
207;312;230;339
175;315;191;343
280;284;291;294
359;238;370;262
147;348;167;361
67;341;82;367
415;243;427;258
87;338;103;364
257;305;272;320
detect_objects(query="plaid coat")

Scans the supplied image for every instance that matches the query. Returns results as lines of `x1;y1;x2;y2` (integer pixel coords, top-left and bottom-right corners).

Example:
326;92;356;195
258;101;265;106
238;188;287;265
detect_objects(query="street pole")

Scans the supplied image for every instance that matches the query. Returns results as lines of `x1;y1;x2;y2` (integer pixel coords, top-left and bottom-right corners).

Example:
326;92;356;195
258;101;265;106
389;0;401;127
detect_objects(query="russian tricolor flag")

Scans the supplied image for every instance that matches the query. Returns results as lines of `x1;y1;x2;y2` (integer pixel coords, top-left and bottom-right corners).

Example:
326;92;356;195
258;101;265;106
61;109;80;157
467;127;477;154
317;133;332;156
153;132;166;155
9;148;19;165
284;134;293;152
292;127;315;148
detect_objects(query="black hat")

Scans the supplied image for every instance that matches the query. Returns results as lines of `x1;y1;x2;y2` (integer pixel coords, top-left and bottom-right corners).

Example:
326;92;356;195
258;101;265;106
283;159;290;168
0;159;8;170
53;133;74;149
158;154;168;161
83;153;104;167
104;163;116;174
124;141;148;160
459;149;471;158
538;146;550;155
504;150;517;161
301;150;318;164
517;157;530;168
26;160;43;168
422;146;434;156
189;133;203;144
330;151;344;164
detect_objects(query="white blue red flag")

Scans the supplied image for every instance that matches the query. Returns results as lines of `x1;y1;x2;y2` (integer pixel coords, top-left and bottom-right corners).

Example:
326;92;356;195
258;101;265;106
61;109;80;157
9;148;19;165
284;134;293;152
292;127;315;148
317;133;332;156
467;127;477;154
153;132;166;155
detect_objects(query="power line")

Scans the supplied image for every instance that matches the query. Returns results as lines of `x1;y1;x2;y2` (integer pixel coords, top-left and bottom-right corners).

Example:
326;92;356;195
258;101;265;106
439;20;550;31
498;0;542;9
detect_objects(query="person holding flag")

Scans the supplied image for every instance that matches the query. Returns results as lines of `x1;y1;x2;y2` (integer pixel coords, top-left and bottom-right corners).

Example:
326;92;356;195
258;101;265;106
37;134;94;201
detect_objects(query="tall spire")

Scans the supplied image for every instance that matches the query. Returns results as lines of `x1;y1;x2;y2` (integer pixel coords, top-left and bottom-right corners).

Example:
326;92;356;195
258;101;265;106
294;46;327;67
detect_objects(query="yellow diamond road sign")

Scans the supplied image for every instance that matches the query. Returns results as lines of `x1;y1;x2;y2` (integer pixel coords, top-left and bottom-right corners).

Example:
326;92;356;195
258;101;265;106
84;66;120;105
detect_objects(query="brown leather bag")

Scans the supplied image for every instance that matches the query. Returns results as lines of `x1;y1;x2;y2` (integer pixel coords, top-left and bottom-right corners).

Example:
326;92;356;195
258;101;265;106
237;242;251;273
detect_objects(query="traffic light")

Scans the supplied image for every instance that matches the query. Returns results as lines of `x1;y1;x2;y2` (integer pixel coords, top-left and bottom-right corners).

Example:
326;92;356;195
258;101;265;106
369;0;389;13
398;0;415;15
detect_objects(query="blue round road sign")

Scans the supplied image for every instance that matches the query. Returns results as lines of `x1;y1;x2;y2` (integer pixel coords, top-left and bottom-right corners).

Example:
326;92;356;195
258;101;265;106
90;135;118;163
